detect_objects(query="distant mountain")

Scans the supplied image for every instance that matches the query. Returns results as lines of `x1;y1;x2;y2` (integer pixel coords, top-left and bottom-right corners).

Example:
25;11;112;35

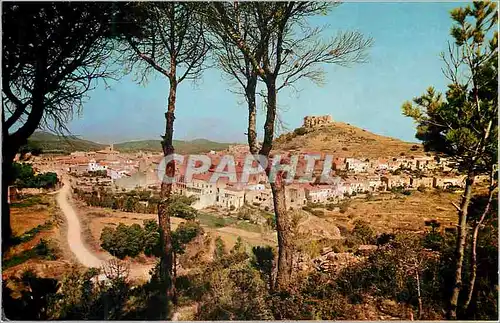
27;131;105;154
27;131;233;155
273;121;424;158
114;139;233;154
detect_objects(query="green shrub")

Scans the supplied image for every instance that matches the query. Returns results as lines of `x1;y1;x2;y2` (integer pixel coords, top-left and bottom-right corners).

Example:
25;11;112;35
100;223;145;259
3;239;58;269
330;239;346;253
311;209;325;217
12;221;53;245
173;221;204;255
351;220;375;245
214;236;226;259
12;163;59;189
293;127;308;136
326;203;336;211
251;246;274;287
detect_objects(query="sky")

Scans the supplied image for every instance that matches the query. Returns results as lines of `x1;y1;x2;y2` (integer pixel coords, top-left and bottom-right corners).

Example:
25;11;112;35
67;2;468;144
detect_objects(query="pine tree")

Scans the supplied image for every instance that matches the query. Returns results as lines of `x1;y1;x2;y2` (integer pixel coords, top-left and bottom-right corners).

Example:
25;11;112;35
402;2;498;318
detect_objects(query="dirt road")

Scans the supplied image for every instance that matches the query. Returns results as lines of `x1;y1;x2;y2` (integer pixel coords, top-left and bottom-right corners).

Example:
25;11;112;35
56;178;104;268
56;178;153;281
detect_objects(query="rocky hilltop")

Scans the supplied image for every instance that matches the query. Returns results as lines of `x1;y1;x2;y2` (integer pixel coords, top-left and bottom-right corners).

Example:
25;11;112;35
303;115;333;128
274;116;424;158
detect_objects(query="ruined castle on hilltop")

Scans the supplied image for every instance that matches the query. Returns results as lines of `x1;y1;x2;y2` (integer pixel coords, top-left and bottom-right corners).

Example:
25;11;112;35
303;115;333;128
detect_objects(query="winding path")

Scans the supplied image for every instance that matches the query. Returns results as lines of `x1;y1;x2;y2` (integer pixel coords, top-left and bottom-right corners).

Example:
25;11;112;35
56;178;153;281
56;178;104;268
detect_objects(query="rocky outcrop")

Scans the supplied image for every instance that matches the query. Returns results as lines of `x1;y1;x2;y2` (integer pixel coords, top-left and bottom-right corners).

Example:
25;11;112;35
303;115;333;128
312;250;361;274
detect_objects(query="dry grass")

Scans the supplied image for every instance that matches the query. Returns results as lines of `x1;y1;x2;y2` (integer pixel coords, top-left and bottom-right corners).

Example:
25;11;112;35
323;190;460;234
10;197;52;237
274;122;424;158
4;194;74;281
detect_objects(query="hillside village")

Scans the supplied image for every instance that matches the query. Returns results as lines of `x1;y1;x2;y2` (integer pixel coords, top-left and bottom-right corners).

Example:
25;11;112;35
23;115;472;213
3;1;497;321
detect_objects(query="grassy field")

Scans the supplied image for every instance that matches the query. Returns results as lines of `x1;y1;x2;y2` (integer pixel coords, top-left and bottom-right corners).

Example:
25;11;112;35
3;194;72;281
197;212;238;228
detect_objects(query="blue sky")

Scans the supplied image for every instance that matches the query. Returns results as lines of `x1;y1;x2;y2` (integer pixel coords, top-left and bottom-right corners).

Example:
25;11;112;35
68;2;467;144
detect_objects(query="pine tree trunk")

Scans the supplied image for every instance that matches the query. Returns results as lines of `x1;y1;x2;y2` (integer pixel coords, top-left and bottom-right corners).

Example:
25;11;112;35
262;80;293;290
246;75;259;155
271;176;293;289
448;171;475;319
464;171;496;312
158;76;177;313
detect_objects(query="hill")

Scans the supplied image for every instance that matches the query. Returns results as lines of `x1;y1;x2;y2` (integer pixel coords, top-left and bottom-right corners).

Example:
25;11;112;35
27;131;105;154
273;122;424;158
114;139;233;154
26;132;234;155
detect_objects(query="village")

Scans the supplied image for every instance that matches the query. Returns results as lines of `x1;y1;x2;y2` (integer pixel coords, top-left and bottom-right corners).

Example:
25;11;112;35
22;116;472;214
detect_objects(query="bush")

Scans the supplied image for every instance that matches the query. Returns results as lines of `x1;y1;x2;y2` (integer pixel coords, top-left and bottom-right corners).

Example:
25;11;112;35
351;220;375;245
3;239;58;269
214;236;226;259
12;162;59;189
271;272;354;320
236;207;253;221
196;259;272;320
251;246;274;287
100;223;145;259
173;221;204;255
311;209;325;217
423;231;444;251
293;127;308;136
339;201;350;214
143;220;161;257
376;233;395;246
330;239;346;253
166;198;198;220
326;203;336;211
302;206;313;213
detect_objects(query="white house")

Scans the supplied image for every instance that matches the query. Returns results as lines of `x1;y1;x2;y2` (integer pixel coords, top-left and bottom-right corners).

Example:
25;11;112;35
88;160;107;172
345;158;370;173
304;185;331;203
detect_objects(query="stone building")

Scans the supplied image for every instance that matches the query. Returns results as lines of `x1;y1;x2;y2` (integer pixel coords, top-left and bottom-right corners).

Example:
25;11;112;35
381;175;411;189
303;115;333;128
217;187;245;209
433;176;466;189
410;176;434;189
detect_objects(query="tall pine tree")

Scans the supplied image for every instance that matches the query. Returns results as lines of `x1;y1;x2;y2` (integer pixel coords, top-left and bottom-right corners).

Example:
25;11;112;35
402;1;498;319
